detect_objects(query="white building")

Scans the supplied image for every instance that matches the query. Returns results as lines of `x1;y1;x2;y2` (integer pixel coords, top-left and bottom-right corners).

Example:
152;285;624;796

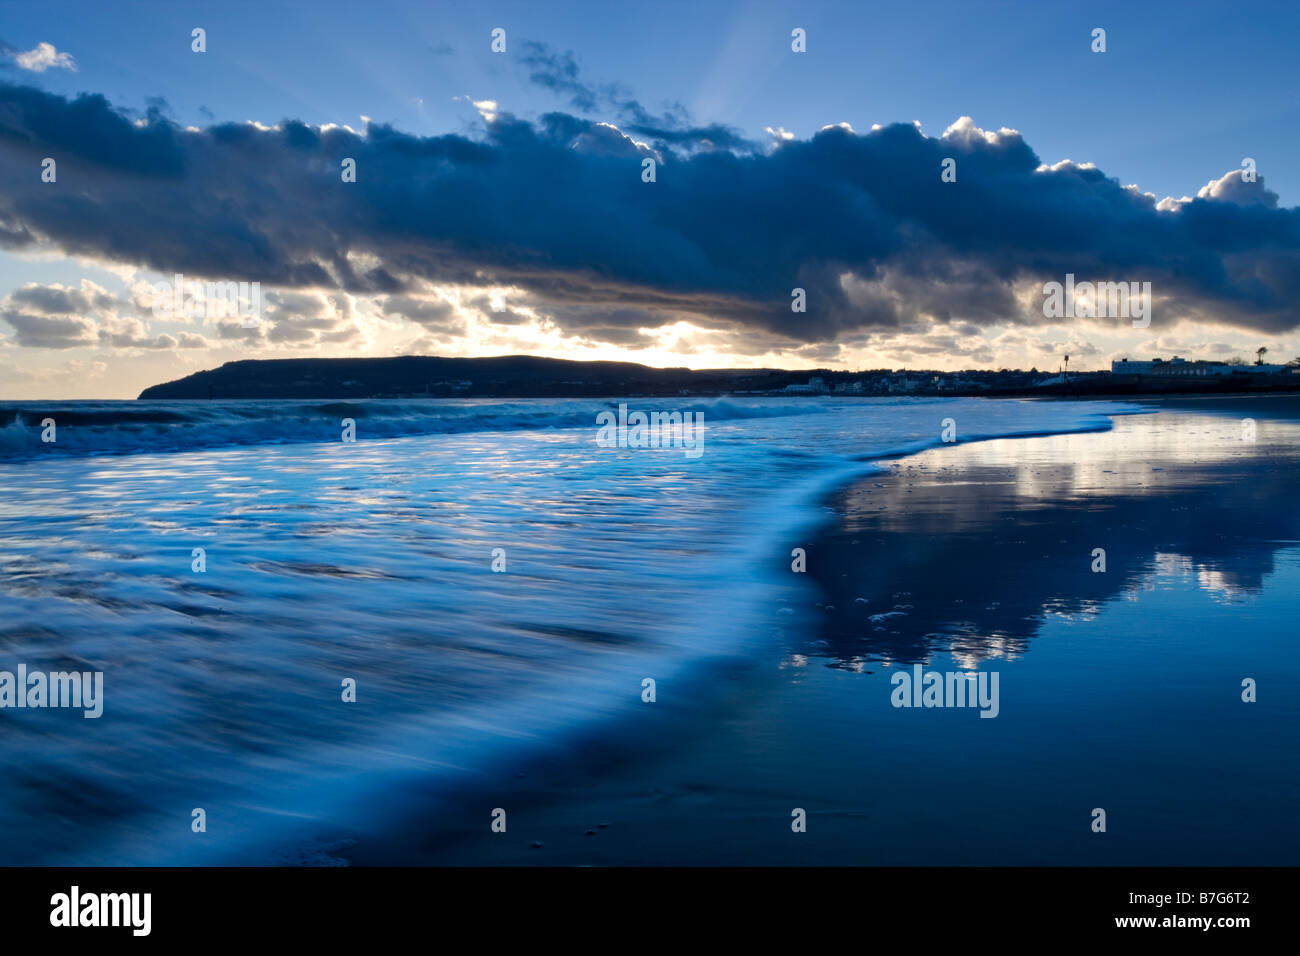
784;376;829;394
1112;357;1294;377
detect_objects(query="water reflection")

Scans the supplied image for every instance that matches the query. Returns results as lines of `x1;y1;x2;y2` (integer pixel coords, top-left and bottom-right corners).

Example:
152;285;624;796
805;411;1300;669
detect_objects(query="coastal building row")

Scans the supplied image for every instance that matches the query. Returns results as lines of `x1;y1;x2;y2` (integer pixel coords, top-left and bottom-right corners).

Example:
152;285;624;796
1111;357;1298;377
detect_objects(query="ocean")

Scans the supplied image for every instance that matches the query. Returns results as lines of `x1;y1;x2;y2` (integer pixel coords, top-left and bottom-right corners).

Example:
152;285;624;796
4;394;1270;864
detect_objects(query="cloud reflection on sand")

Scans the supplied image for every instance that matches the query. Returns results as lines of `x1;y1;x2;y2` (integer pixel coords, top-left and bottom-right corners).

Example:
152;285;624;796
805;408;1300;670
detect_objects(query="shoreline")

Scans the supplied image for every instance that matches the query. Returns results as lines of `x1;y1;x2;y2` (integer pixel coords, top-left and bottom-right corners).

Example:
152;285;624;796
0;394;1140;865
341;396;1300;866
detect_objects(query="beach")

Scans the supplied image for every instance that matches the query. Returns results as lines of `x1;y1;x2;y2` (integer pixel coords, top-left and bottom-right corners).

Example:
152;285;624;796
343;396;1300;866
1;395;1297;865
2;2;1297;937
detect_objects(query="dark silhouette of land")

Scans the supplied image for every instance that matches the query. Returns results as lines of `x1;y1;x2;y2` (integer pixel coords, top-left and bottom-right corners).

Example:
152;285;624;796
139;356;796;399
137;355;1300;400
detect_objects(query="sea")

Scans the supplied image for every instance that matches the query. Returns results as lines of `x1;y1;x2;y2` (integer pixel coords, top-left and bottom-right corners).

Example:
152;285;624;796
0;394;1237;864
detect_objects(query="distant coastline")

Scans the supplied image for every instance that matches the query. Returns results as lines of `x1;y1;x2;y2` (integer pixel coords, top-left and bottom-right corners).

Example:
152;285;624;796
136;354;1300;401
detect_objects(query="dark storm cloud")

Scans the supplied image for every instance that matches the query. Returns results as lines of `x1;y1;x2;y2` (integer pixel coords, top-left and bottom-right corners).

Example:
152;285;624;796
0;80;1298;345
518;41;755;152
619;119;755;153
519;41;600;113
0;84;185;174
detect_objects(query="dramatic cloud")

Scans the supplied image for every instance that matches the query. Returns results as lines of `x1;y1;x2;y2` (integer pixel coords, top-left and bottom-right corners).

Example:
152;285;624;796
262;289;363;346
0;308;96;348
519;41;600;112
518;41;755;152
9;281;116;315
0;280;208;350
0;79;1298;358
1196;168;1277;208
380;293;462;334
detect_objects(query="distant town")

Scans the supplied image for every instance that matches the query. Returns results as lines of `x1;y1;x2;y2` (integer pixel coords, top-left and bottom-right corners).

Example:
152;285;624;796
770;355;1300;398
138;353;1300;401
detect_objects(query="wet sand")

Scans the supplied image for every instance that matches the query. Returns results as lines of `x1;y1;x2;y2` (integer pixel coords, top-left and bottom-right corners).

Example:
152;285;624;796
343;396;1300;865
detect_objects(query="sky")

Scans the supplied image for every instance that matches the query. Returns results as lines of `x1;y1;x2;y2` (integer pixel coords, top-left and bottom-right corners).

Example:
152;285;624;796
1;0;1298;398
